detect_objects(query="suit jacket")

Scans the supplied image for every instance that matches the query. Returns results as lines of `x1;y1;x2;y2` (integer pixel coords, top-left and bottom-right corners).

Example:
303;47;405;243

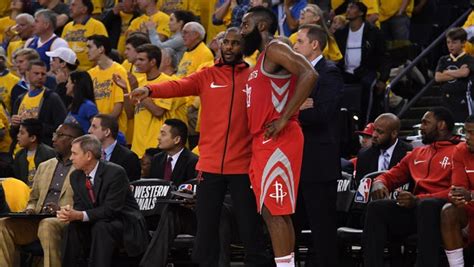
26;157;75;214
149;148;198;185
13;143;57;185
299;57;344;182
334;23;390;82
70;161;148;256
109;143;141;182
355;139;413;182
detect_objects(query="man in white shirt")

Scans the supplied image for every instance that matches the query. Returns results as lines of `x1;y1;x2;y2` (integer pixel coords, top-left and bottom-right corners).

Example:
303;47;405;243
334;2;389;124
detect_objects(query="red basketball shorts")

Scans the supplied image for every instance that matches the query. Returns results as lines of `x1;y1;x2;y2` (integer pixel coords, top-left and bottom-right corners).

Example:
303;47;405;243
249;121;303;216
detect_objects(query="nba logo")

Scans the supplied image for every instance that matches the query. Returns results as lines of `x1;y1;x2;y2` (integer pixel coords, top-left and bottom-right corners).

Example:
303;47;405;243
178;184;193;192
355;178;372;203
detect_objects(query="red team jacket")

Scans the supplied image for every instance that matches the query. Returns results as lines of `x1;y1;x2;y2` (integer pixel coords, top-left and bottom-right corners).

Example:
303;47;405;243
376;139;460;199
147;60;252;174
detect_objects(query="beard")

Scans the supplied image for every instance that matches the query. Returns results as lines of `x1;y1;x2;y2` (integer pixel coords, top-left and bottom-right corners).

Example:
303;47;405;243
421;130;437;144
241;26;262;57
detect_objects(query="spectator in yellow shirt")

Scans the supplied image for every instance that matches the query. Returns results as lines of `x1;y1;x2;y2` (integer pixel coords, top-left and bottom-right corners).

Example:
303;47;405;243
129;0;170;42
62;0;108;71
6;13;35;74
86;35;129;137
114;44;186;158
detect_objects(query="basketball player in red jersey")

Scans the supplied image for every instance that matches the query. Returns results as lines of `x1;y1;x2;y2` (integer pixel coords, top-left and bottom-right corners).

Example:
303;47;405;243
240;6;318;266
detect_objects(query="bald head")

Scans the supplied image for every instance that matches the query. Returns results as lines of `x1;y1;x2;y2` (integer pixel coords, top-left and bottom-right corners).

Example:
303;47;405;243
372;113;400;149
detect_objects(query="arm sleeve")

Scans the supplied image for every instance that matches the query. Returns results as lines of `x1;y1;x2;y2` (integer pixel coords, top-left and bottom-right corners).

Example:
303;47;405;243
375;152;413;191
148;70;204;98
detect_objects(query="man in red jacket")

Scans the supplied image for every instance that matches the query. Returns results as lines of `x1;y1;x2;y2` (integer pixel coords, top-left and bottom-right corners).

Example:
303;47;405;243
440;115;474;267
363;107;460;267
130;28;269;266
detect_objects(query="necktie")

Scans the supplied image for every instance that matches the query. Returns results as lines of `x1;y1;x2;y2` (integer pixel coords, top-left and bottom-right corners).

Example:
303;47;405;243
164;157;173;181
85;176;96;204
101;150;107;161
381;151;390;171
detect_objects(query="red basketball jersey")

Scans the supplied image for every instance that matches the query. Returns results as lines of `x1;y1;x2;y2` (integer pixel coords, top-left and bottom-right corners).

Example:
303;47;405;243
245;47;299;135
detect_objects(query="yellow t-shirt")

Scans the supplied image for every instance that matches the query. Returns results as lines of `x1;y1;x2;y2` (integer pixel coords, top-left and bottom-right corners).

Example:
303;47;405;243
128;12;170;39
62;18;109;71
131;73;186;158
157;0;201;17
18;89;45;119
378;0;414;22
117;12;135;56
1;178;30;212
0;71;19;112
289;33;343;61
121;59;146;143
26;151;36;186
176;42;214;78
7;40;25;75
0;105;11;153
464;11;474;56
0;16;15;44
0;0;10;17
88;62;129;134
91;0;104;15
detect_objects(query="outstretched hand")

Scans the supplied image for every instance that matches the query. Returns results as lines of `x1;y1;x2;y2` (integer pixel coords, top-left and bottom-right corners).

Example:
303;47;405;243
130;87;150;104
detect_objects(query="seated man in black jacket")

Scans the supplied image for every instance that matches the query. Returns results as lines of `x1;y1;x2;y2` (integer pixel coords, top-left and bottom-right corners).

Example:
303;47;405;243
140;118;198;267
149;118;198;183
355;113;412;182
88;114;141;181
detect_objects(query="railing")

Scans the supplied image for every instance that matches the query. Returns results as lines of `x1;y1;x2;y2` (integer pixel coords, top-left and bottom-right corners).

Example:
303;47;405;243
384;7;473;113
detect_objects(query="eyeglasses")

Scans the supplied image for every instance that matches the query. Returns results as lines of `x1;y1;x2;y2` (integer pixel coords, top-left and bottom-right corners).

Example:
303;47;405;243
53;132;75;139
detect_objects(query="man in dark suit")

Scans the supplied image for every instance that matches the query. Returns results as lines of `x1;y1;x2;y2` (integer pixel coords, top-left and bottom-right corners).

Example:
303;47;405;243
140;118;198;267
355;113;413;182
88;114;141;181
58;134;148;266
334;2;389;122
149;119;198;183
293;24;344;267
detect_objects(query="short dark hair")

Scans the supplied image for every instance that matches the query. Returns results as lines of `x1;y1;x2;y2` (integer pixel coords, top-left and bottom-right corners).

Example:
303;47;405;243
446;27;467;42
94;114;119;139
144;147;161;158
246;6;278;35
125;32;150;49
27;59;47;70
164;119;188;146
299;24;328;51
61;122;85;138
173;10;197;28
429;107;455;132
79;0;94;15
20;118;43;142
87;35;112;57
136;44;162;68
349;1;367;19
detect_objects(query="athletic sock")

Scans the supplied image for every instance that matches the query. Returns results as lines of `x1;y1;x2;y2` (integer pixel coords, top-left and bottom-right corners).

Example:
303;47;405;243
274;252;295;267
445;248;464;267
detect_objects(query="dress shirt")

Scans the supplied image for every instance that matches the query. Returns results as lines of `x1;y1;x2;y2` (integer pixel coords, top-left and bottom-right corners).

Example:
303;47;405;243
168;148;184;171
378;139;398;171
102;140;117;161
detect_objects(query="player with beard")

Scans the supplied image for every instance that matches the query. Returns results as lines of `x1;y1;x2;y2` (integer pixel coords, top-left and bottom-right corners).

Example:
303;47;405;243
363;107;461;267
239;6;318;267
440;115;474;267
355;113;412;182
130;28;270;266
